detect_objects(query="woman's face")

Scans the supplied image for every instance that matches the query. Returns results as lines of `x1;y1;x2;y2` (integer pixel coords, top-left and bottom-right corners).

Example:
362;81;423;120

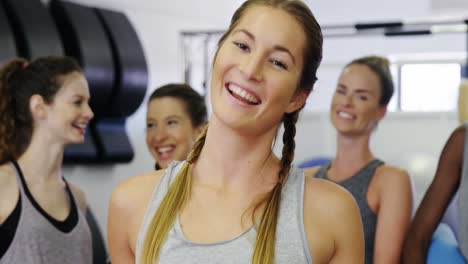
209;5;308;136
330;64;386;135
41;71;94;145
146;97;203;169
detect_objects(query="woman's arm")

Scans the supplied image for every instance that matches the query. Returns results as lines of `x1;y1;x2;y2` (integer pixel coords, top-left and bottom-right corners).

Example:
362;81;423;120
304;178;364;264
328;184;364;263
108;171;164;264
402;125;465;264
373;167;413;263
107;179;138;264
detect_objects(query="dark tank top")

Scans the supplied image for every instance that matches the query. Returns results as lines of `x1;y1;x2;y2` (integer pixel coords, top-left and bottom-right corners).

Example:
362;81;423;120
0;161;92;263
315;159;384;264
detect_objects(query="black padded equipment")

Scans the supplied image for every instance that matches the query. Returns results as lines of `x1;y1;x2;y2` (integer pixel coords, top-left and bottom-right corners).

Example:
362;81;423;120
88;8;148;163
0;2;17;65
95;8;148;118
93;118;134;163
2;0;63;59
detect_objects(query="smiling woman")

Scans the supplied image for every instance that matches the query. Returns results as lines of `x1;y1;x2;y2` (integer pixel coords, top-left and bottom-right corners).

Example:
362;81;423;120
145;83;207;170
108;1;364;263
305;55;413;264
0;56;94;263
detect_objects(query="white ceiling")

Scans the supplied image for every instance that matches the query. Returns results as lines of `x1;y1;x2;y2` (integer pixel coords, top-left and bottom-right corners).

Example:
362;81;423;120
58;0;245;24
46;0;468;26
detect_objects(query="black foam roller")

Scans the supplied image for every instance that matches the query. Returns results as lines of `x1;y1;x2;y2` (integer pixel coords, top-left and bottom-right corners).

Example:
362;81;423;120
0;3;17;65
96;8;148;117
2;0;63;59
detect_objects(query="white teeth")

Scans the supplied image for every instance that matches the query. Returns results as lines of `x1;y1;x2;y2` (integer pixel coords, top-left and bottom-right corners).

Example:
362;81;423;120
338;111;354;119
157;147;173;154
228;84;259;104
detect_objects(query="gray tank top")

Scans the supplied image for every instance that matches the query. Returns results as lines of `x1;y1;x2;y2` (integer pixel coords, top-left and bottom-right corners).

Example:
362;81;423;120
0;162;92;264
135;161;312;264
458;123;468;260
315;159;383;264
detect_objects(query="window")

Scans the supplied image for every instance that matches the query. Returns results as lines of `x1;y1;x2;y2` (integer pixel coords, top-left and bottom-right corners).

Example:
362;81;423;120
400;63;461;111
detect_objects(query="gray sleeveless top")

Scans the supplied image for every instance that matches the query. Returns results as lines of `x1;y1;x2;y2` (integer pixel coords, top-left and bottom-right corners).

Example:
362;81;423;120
0;162;92;264
135;161;311;264
458;123;468;260
315;159;383;264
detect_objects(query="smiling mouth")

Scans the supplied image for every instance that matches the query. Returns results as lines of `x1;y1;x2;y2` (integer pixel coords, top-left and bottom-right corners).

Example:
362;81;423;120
156;146;175;160
227;83;261;105
72;123;87;135
337;111;355;120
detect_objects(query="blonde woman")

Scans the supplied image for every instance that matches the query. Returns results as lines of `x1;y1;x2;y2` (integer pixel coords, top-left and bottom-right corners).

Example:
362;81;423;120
108;0;364;263
305;56;413;264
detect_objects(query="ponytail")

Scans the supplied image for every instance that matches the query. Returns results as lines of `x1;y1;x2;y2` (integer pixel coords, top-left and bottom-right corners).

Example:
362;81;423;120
0;56;81;164
0;59;28;164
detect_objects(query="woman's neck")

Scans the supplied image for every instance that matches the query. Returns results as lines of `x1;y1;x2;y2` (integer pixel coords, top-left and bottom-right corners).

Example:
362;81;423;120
193;118;281;194
17;134;64;184
334;132;374;172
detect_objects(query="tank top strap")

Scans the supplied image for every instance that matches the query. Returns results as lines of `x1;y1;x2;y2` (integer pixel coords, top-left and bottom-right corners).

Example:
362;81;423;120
277;167;312;263
313;161;332;179
62;177;78;210
359;159;384;182
9;161;27;197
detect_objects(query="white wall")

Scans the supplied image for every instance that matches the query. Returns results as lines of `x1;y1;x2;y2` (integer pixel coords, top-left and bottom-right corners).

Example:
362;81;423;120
61;0;467;243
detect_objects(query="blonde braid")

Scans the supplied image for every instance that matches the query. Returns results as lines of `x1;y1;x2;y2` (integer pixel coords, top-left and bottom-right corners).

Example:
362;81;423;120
141;125;208;263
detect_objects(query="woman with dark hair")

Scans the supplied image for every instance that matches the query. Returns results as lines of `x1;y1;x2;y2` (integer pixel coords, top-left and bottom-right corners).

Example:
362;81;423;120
306;55;413;264
108;1;364;263
146;83;207;170
0;56;94;263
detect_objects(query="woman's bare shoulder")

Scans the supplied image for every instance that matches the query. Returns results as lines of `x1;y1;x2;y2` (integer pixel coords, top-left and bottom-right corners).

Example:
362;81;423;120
0;163;16;196
375;163;411;188
110;169;166;212
303;176;357;214
302;176;363;262
0;163;19;222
